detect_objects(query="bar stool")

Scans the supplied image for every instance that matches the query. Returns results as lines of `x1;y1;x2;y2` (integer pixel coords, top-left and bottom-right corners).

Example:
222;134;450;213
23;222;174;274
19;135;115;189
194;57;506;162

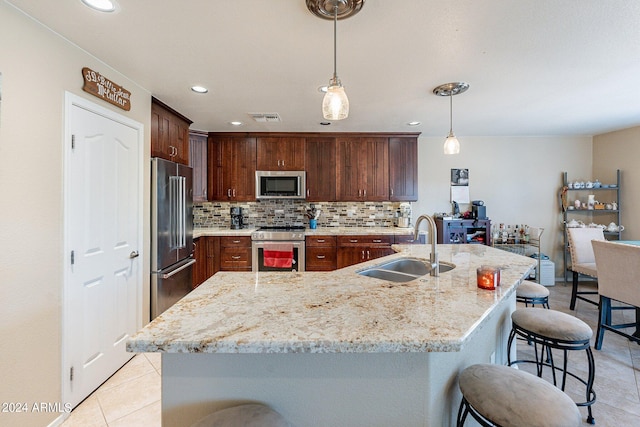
508;308;596;424
457;364;581;427
516;280;550;308
190;404;289;427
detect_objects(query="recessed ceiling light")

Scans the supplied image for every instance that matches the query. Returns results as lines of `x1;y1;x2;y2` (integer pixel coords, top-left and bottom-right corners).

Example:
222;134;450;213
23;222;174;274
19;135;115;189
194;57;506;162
191;86;208;94
81;0;118;12
229;121;243;126
407;121;421;126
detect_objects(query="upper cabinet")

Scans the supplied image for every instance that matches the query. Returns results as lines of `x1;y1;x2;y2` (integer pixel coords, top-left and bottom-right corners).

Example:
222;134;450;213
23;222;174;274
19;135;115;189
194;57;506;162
337;136;389;201
257;136;305;170
305;137;336;201
208;135;256;201
389;137;418;201
189;132;208;203
205;132;419;202
151;97;192;165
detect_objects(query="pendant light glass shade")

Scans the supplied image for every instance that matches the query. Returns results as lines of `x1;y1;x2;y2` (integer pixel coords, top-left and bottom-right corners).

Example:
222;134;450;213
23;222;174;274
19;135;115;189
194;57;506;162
323;77;349;120
443;132;460;155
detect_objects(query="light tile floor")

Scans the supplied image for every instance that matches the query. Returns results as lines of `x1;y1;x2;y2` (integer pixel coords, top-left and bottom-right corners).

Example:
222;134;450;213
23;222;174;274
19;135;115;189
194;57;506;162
61;282;640;426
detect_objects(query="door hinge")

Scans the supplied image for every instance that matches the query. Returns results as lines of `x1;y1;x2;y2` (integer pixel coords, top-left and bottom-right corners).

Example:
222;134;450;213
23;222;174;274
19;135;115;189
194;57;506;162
70;250;75;265
71;134;75;150
70;366;74;382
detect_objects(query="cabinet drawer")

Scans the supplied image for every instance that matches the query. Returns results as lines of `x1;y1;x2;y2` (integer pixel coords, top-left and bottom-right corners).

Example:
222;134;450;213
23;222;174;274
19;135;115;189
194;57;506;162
219;247;251;270
337;235;393;246
306;235;337;247
220;236;251;248
306;247;337;271
394;234;424;244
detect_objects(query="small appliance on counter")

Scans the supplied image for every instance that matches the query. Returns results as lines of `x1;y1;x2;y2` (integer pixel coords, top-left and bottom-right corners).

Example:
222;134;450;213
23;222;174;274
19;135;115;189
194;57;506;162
397;203;412;228
230;206;245;229
472;200;487;219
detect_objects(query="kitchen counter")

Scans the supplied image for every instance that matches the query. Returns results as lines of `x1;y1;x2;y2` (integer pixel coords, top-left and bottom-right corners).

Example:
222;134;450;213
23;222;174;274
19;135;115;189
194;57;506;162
129;244;534;353
194;226;416;239
128;244;536;426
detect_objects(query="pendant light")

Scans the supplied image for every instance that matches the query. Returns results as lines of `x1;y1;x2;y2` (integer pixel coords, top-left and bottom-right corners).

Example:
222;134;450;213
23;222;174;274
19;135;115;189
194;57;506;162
433;82;469;155
307;1;364;121
323;0;348;120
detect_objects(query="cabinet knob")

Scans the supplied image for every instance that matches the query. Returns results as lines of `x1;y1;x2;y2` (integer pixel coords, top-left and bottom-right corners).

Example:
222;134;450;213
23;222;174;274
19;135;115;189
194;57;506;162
231;255;241;260
317;239;325;243
316;255;326;259
373;239;382;243
350;239;358;243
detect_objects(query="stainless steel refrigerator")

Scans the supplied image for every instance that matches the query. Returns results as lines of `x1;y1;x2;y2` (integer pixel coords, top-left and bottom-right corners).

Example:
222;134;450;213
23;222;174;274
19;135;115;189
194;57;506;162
151;157;195;320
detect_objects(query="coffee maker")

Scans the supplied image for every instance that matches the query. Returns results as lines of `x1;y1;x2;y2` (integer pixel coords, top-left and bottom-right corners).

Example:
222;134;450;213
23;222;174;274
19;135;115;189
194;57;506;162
230;207;244;229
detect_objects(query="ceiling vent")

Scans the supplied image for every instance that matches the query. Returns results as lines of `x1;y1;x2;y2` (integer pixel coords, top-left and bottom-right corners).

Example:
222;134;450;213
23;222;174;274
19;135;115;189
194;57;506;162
248;112;281;123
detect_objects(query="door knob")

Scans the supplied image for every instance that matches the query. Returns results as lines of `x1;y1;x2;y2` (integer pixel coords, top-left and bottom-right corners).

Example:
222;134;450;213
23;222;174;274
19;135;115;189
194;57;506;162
129;251;140;259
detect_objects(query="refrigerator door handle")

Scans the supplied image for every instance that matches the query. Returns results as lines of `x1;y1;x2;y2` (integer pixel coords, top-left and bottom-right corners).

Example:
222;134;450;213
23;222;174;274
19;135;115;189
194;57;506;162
161;258;196;279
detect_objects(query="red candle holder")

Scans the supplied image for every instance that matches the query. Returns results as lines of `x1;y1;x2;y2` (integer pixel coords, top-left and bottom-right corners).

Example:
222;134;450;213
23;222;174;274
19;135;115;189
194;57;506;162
477;266;500;290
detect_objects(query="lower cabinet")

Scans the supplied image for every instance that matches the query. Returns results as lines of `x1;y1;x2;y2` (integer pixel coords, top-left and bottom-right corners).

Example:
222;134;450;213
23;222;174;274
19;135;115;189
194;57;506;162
219;236;252;271
337;235;395;269
192;236;219;288
305;236;337;271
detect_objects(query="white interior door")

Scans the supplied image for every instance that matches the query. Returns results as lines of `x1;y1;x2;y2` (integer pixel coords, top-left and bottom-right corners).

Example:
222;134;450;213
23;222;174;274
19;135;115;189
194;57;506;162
63;93;143;409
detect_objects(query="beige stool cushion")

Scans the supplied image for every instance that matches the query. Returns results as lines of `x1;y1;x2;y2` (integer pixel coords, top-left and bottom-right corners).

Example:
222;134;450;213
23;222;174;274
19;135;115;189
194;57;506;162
460;364;581;427
512;308;592;342
191;404;289;427
517;281;550;299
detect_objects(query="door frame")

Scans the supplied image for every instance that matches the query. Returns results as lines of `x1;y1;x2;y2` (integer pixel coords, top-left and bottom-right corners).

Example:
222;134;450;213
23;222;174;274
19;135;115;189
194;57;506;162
61;92;145;406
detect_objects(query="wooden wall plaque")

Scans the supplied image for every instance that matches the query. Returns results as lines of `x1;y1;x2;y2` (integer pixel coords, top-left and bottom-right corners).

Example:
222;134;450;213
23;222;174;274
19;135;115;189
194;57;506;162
82;67;131;111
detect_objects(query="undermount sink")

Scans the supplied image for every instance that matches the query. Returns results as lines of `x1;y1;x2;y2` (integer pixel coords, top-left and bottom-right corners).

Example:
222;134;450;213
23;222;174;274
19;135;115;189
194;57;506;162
357;258;456;282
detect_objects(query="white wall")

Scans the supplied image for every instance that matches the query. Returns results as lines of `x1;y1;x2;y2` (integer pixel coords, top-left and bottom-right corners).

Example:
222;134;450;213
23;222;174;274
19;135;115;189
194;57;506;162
413;135;593;276
0;5;151;426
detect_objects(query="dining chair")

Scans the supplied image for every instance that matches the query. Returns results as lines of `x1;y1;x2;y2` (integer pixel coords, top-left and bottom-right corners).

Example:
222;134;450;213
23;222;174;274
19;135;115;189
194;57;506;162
566;227;605;310
591;240;640;350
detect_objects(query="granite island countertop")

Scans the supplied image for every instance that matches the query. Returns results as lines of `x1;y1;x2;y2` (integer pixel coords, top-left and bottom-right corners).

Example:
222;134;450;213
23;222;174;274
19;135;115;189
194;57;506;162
128;244;536;354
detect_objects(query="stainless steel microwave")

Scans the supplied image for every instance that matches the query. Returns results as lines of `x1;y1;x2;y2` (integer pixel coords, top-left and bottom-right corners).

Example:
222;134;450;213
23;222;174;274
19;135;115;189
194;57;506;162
256;170;306;200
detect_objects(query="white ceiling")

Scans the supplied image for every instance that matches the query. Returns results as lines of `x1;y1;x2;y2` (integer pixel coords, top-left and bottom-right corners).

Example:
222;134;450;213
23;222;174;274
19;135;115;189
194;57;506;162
7;0;640;136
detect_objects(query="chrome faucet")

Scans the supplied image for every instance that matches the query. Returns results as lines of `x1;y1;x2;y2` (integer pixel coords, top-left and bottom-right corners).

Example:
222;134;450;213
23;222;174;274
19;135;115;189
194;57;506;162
413;214;439;276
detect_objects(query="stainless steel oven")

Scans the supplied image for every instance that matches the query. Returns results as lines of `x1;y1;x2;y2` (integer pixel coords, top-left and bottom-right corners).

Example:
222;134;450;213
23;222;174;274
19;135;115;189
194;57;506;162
251;226;305;272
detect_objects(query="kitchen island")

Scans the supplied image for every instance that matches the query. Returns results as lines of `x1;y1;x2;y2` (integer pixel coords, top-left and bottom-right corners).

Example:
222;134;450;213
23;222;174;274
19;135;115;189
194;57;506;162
128;244;536;426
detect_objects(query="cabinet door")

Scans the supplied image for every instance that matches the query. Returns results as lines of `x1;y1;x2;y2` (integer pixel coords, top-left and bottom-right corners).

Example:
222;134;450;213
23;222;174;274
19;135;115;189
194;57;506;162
337;246;365;268
192;238;206;288
257;137;305;170
151;103;171;160
305;137;336;201
208;136;256;201
362;137;389;201
172;119;190;165
389;137;418;201
337;137;389;201
234;137;257;201
189;133;208;202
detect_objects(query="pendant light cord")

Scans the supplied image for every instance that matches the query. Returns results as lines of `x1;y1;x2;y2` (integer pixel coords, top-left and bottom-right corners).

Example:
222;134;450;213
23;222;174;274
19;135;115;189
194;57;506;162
449;93;454;135
333;1;338;80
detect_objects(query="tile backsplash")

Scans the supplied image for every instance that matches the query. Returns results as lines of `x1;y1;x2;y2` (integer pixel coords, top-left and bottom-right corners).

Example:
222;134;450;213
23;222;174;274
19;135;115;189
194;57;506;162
194;200;408;228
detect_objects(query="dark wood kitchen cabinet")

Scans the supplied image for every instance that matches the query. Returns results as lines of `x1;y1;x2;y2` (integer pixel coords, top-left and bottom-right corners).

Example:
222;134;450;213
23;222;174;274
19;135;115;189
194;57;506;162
337;136;389;201
189;132;208;203
151;97;192;165
337;235;395;268
305;235;337;271
389;137;418;201
219;236;252;271
208;135;256;201
192;236;220;288
305;137;336;201
257;136;305;170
